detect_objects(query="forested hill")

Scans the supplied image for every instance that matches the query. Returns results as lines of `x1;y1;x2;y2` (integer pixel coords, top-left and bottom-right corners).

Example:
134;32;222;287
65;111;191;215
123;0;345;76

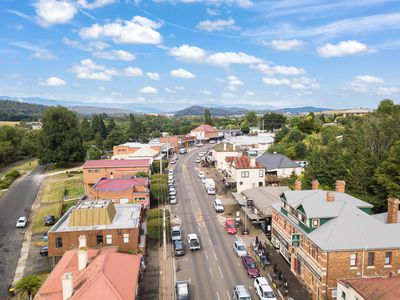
0;99;46;121
174;105;257;117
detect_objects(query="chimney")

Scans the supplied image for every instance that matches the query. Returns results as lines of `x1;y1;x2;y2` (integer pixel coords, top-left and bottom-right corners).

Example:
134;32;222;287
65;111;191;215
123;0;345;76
250;155;256;167
78;235;88;271
312;179;320;190
224;142;227;151
294;180;302;191
335;180;346;193
326;192;335;202
387;198;400;224
62;272;73;300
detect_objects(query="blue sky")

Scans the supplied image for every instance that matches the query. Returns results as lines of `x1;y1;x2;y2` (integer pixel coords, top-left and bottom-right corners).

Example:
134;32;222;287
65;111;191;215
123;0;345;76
1;0;399;110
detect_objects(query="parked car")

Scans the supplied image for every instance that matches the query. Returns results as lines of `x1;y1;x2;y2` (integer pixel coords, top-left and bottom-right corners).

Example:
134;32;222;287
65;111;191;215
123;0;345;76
213;199;224;212
254;277;276;300
173;240;185;256
171;159;177;164
170;195;177;204
168;169;174;175
179;148;187;154
233;285;251;300
171;226;182;241
209;140;216;144
187;234;201;250
176;280;190;300
233;241;248;257
41;232;48;242
196;143;204;147
39;246;48;257
199;151;206;157
198;171;205;179
225;220;237;234
201;177;207;184
168;179;174;185
169;188;176;196
16;217;28;228
242;255;260;278
168;174;174;180
195;157;201;163
44;215;56;226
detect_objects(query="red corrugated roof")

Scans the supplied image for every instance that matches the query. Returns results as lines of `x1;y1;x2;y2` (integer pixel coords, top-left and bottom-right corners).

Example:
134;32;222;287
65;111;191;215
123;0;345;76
191;124;218;133
339;276;400;300
93;178;148;191
83;159;150;169
225;156;236;163
36;247;141;300
232;155;264;169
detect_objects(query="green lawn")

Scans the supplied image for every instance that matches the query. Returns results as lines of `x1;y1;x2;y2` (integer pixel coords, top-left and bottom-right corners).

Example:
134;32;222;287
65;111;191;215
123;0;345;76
64;177;84;197
0;158;39;179
45;162;83;174
41;181;65;203
62;200;78;215
32;202;63;234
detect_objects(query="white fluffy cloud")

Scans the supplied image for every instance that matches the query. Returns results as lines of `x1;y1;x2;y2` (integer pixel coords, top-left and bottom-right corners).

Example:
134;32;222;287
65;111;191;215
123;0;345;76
224;75;244;91
77;0;116;9
263;77;319;90
196;18;239;32
317;40;369;57
245;91;255;96
93;50;135;61
170;68;196;79
254;63;305;75
377;87;399;95
262;78;291;85
34;0;77;26
206;52;262;67
267;39;303;51
39;76;66;86
80;16;162;44
139;86;158;94
156;0;253;8
124;67;143;77
169;44;206;62
356;75;384;83
72;59;116;80
147;72;160;80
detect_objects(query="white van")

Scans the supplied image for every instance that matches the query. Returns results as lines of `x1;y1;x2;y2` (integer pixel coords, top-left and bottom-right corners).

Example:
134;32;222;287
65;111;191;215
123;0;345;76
213;199;224;212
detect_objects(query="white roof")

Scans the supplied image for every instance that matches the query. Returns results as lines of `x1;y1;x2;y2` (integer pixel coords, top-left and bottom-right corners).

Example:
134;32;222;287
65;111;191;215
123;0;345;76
187;233;198;240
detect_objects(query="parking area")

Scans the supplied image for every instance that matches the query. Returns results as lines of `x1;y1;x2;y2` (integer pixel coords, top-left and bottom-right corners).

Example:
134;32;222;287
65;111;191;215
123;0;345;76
22;233;51;277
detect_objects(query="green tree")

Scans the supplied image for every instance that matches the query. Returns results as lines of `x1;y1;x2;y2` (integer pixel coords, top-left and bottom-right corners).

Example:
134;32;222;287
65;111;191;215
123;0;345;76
147;208;170;220
294;142;307;159
150;183;168;202
37;106;84;167
297;113;322;134
376;140;400;198
240;121;250;134
126;114;148;143
94;132;104;150
107;117;116;133
80;118;94;142
15;274;42;299
92;114;107;139
204;109;213;125
262;113;286;131
287;129;306;143
85;145;102;161
152;160;169;173
104;128;126;150
245;111;258;127
135;171;149;178
147;217;171;240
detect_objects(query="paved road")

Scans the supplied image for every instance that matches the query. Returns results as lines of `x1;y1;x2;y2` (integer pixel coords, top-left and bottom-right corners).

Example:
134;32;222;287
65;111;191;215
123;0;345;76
171;147;257;300
0;165;46;298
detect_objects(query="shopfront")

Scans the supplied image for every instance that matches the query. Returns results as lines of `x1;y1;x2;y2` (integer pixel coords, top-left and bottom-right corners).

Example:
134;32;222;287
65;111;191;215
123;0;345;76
271;227;291;263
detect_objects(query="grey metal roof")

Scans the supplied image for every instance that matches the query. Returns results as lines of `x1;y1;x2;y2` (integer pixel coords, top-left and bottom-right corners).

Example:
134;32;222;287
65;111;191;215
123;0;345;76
242;186;290;216
256;153;300;171
283;190;373;219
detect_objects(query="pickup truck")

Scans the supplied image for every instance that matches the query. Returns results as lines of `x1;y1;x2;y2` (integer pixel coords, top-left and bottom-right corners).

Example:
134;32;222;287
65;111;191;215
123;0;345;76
187;234;201;250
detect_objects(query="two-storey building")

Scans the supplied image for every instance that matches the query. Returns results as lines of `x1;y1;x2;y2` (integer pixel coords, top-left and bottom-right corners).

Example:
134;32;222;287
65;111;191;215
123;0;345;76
271;180;400;300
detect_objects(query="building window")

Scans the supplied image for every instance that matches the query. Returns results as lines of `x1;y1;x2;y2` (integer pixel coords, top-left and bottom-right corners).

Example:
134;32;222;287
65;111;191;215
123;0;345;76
312;219;320;228
106;234;112;245
241;171;249;178
123;233;129;244
259;170;264;177
283;220;287;230
88;169;100;173
341;291;346;300
55;237;63;248
367;252;375;266
96;234;104;245
135;197;146;201
350;253;357;266
385;252;392;265
259;182;263;187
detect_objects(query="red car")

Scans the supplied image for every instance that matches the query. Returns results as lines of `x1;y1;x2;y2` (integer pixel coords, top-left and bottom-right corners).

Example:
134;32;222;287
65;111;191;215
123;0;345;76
225;220;237;234
242;255;260;278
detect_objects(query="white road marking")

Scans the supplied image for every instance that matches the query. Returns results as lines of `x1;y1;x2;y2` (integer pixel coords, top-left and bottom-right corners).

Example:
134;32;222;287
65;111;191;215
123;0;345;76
219;266;224;279
209;237;213;245
216;292;221;300
209;267;214;279
205;250;209;260
214;251;218;261
226;290;231;300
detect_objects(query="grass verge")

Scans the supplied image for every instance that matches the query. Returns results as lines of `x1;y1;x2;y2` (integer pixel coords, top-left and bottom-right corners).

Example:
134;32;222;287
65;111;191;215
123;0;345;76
32;202;63;234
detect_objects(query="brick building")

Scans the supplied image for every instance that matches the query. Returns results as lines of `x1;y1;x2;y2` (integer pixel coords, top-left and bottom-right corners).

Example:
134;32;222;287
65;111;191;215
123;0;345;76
48;200;142;259
82;159;151;192
271;180;400;300
113;142;161;156
159;135;196;150
88;177;150;208
190;124;219;140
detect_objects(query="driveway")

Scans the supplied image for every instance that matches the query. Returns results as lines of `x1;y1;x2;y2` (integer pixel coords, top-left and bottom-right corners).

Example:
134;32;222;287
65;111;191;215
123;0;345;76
0;165;46;298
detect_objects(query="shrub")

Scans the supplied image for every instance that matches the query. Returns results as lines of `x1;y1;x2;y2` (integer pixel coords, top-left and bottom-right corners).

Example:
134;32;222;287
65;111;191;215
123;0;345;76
147;208;170;221
147;217;171;240
150;183;169;201
5;170;20;180
151;174;168;183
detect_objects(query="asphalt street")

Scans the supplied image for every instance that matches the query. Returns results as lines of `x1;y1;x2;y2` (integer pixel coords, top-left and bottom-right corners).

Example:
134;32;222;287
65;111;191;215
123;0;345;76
171;146;257;300
0;165;46;299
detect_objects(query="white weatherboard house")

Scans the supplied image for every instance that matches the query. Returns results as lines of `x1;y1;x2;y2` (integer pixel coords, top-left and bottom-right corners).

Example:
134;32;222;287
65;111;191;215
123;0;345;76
211;142;240;171
256;153;303;178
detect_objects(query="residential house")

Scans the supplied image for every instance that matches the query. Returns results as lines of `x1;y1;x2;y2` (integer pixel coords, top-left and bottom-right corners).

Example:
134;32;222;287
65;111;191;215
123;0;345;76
271;180;400;300
26;121;42;130
112;147;160;163
211;142;241;171
48;200;143;259
35;236;142;300
88;177;150;208
159;135;196;150
337;276;400;300
190;124;219;141
226;134;275;155
225;155;265;193
82;159;151;193
233;186;289;237
113;142;162;156
256;153;303;183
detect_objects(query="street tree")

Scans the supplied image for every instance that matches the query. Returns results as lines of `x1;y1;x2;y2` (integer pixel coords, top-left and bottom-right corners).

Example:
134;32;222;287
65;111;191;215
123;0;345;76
15;274;42;299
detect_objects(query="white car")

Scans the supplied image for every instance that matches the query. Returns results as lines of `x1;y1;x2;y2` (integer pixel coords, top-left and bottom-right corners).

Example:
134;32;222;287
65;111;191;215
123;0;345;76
233;240;248;257
168;174;174;180
198;171;205;179
195;157;201;163
213;199;224;212
170;195;177;204
168;169;174;175
254;277;277;300
187;233;201;250
199;151;206;157
16;217;28;228
168;179;174;185
201;177;207;184
196;143;204;147
169;188;176;196
170;159;177;164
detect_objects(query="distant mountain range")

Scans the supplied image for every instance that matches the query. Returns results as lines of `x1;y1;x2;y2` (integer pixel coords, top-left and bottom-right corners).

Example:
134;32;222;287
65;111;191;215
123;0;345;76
173;105;331;117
